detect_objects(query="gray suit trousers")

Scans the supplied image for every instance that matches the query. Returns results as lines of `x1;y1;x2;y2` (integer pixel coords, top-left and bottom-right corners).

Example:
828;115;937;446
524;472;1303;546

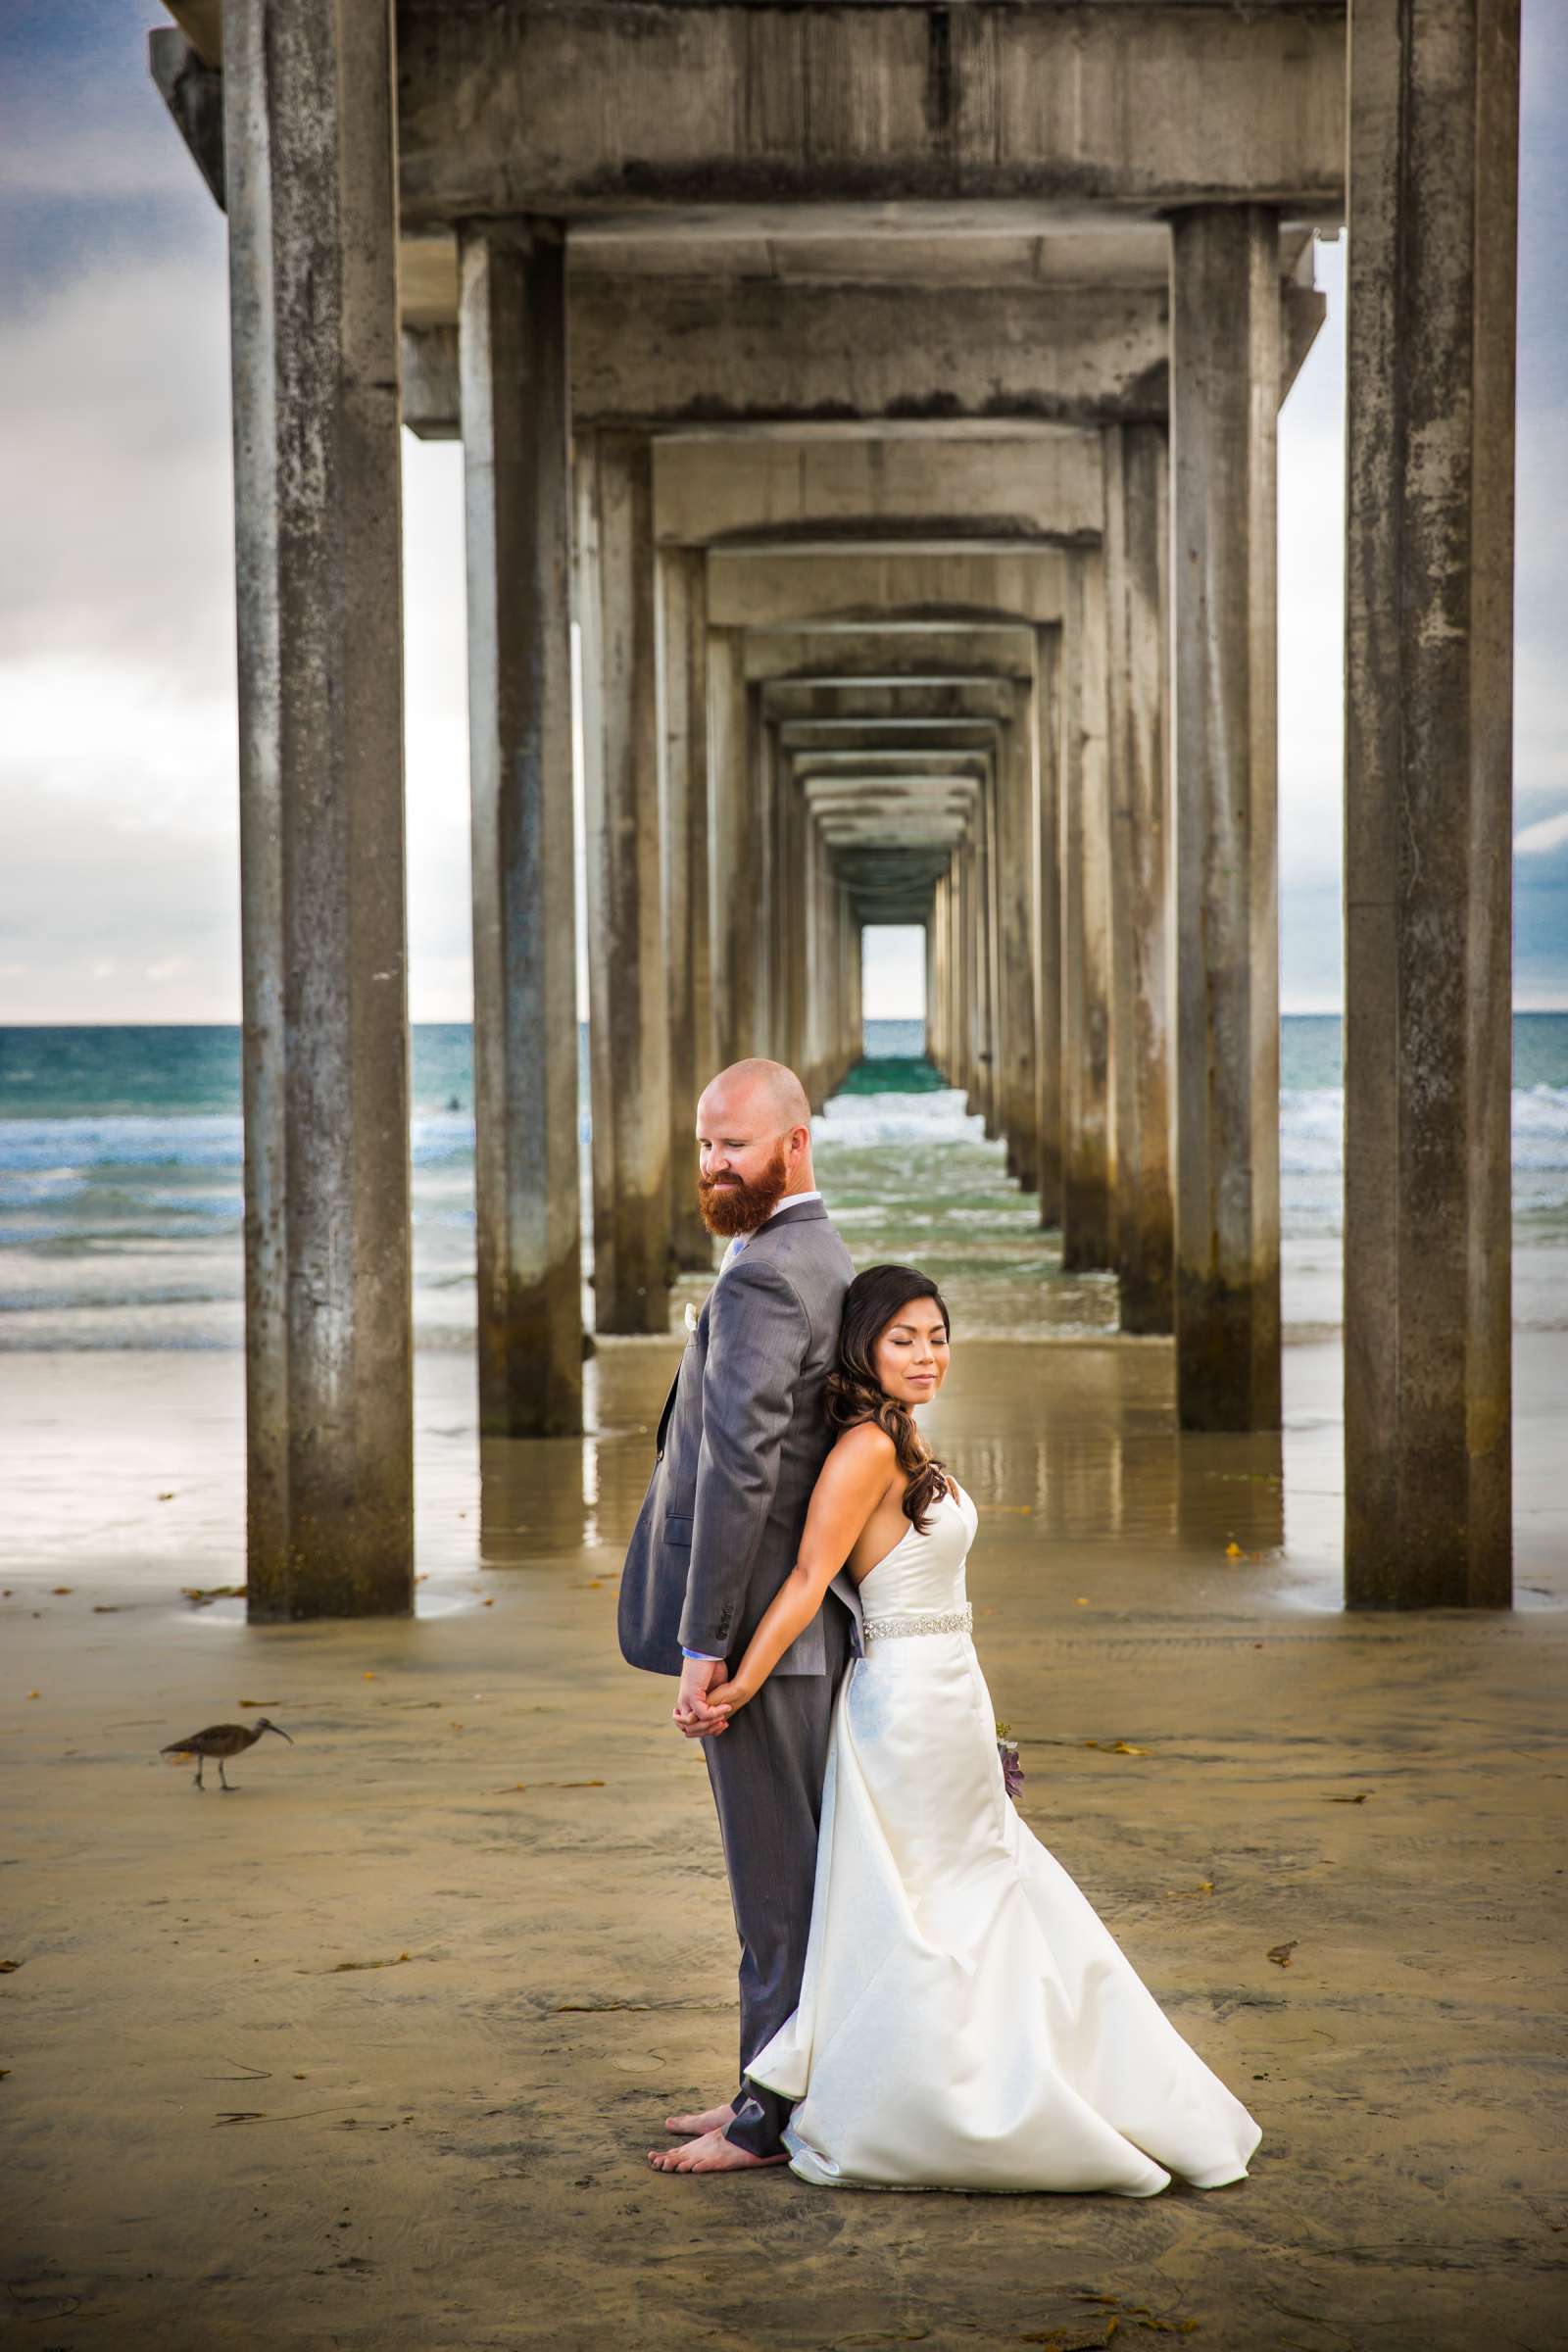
706;1594;853;2158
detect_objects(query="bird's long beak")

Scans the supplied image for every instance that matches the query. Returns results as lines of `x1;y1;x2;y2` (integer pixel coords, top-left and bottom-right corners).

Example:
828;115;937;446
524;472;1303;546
267;1725;295;1743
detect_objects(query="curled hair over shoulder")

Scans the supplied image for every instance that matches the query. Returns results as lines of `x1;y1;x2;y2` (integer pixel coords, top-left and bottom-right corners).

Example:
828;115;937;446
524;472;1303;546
825;1263;953;1534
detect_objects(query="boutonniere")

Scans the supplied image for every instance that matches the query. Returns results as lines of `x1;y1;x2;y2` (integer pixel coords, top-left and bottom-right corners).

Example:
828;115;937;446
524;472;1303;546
683;1300;699;1336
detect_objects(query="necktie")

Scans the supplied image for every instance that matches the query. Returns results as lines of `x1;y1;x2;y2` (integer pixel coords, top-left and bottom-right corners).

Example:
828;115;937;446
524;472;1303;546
720;1233;747;1275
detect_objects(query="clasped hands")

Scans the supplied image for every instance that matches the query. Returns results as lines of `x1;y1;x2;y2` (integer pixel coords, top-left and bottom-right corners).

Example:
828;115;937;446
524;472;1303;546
673;1654;752;1740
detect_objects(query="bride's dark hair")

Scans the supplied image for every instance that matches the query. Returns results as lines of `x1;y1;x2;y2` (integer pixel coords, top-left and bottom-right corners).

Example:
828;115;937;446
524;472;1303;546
825;1263;954;1535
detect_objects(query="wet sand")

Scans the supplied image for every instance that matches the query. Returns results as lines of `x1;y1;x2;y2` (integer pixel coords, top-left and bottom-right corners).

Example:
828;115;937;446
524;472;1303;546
4;1325;1566;2352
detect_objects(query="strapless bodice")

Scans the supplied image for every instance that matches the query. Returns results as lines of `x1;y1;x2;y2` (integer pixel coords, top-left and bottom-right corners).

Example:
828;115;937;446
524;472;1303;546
854;1480;978;1622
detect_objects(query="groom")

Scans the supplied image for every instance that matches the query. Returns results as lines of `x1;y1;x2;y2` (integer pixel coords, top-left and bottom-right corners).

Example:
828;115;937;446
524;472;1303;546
617;1056;858;2175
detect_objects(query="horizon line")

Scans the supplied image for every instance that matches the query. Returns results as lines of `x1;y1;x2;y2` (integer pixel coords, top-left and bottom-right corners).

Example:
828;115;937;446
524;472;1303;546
3;1006;1568;1030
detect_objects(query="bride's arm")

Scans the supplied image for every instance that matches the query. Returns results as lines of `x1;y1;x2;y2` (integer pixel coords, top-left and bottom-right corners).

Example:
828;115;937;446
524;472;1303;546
707;1423;896;1714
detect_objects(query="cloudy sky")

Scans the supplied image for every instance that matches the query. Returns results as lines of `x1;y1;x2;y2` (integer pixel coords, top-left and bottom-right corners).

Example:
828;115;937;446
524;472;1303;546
2;0;1563;1026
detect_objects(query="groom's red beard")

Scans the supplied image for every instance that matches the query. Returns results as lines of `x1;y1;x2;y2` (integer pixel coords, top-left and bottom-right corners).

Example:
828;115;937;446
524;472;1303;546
697;1146;790;1238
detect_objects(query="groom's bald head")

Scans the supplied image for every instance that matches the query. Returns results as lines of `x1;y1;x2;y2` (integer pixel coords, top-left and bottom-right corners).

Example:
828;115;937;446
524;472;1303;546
695;1059;815;1236
706;1057;811;1134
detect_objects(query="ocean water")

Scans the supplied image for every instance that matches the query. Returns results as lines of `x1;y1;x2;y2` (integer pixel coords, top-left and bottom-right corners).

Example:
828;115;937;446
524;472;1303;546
1;1016;1565;1348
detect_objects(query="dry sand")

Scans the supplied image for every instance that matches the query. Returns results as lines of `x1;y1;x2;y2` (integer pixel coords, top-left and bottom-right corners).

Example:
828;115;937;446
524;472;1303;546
3;1333;1566;2352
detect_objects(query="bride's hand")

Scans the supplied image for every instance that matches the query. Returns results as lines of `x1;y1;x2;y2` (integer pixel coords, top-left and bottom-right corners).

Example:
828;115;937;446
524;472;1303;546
706;1677;753;1715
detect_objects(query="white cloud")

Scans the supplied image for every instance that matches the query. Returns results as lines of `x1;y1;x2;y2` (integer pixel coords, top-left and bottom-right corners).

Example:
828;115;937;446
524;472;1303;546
1515;808;1568;858
1;29;1563;1026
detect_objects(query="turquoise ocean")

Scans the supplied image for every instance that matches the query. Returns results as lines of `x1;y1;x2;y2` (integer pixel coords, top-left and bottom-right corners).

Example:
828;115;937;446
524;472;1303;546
2;1016;1566;1348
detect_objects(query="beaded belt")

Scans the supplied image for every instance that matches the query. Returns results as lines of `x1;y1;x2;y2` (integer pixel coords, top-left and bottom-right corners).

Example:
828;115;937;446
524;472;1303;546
861;1604;973;1643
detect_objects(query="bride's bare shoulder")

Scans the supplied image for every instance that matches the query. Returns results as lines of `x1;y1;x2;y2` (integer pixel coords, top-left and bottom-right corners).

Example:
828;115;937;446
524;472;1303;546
829;1418;898;1471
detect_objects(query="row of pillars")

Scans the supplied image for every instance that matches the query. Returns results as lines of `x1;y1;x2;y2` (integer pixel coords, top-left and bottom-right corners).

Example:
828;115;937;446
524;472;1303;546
222;0;1517;1617
922;213;1277;1445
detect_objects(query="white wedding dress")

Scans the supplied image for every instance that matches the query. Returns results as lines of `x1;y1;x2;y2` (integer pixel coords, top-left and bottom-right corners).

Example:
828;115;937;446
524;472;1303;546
746;1478;1263;2195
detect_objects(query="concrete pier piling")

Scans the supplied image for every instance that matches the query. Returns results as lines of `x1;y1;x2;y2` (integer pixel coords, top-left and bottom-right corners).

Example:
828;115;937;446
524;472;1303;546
1103;422;1175;1336
580;430;673;1337
657;546;716;1273
1170;206;1284;1431
224;0;415;1615
996;715;1039;1191
1059;550;1115;1275
1344;0;1520;1606
1034;627;1064;1234
706;626;756;1072
156;0;1519;1615
460;222;584;1433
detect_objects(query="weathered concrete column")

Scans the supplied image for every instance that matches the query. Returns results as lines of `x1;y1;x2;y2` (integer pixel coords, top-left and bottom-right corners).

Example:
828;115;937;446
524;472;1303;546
839;885;857;1088
708;628;758;1065
959;839;978;1105
1034;627;1063;1228
958;835;979;1110
821;830;838;1102
801;815;820;1106
754;703;778;1057
996;714;1038;1189
780;760;808;1076
656;546;714;1270
765;723;787;1066
225;0;413;1615
578;430;672;1334
1059;550;1115;1272
1103;421;1175;1334
940;856;950;1082
1170;205;1282;1428
926;893;942;1073
850;908;864;1074
939;872;955;1080
820;859;841;1092
460;222;583;1436
1344;0;1519;1605
980;766;1003;1139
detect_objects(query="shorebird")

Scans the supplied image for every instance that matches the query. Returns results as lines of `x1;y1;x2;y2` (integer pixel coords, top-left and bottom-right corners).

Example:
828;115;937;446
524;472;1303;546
160;1718;294;1790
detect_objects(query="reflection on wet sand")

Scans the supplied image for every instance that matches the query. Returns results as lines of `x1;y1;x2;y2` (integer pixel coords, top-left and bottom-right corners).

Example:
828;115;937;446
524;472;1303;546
476;1336;1287;1594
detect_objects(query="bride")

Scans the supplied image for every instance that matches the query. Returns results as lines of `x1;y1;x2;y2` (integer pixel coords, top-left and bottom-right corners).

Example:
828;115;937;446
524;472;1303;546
696;1263;1263;2196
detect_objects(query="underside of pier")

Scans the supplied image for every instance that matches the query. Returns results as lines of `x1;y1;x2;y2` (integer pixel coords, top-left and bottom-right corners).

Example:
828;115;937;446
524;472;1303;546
150;0;1520;1617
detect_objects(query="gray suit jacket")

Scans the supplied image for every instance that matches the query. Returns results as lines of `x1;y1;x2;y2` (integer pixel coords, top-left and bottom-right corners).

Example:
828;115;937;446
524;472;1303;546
617;1198;863;1678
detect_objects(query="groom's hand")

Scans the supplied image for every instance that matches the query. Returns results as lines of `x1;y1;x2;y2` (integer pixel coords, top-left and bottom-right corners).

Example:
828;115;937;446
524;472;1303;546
674;1654;729;1740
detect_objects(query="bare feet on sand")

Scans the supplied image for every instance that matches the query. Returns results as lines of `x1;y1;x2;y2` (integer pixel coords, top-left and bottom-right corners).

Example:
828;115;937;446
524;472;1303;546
647;2128;788;2174
664;2101;737;2135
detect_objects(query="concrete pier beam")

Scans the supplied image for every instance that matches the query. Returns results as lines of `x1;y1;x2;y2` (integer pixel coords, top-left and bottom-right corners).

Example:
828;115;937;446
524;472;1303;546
1169;206;1282;1429
1034;627;1063;1231
1103;421;1175;1335
657;547;715;1272
459;222;584;1435
224;0;413;1617
1344;0;1519;1606
1059;551;1115;1272
579;430;672;1335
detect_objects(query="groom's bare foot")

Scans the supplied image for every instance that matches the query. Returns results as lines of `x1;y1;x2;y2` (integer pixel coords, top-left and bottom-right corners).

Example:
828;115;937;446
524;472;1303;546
664;2100;737;2135
647;2127;788;2174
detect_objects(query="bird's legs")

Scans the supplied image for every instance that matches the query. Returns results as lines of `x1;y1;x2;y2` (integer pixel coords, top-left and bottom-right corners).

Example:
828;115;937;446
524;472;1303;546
219;1760;234;1790
194;1759;205;1789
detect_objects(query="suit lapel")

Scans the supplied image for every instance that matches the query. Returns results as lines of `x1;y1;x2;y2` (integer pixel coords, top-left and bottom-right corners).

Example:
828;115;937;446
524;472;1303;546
656;1292;711;1458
